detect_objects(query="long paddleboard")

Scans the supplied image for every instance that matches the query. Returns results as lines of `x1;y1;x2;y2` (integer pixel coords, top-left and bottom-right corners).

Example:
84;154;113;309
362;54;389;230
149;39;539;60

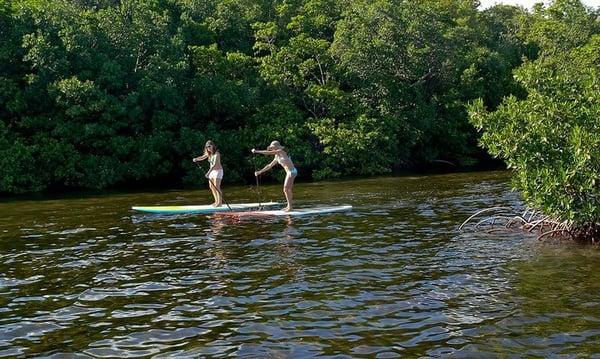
216;205;353;217
132;202;279;214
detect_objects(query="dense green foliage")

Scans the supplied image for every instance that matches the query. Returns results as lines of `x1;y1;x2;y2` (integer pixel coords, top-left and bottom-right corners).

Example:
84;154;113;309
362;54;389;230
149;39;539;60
0;0;537;194
470;0;600;226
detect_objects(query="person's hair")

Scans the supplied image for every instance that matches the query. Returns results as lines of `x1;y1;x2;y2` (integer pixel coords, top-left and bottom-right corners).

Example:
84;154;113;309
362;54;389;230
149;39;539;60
204;140;218;156
268;140;286;153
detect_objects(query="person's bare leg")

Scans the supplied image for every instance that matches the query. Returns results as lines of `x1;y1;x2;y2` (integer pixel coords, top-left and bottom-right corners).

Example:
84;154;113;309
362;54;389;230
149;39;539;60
283;172;296;212
208;178;218;206
214;178;223;206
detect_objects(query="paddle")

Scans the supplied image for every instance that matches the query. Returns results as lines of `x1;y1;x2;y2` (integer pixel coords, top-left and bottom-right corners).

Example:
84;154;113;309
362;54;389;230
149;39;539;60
251;154;264;210
194;161;232;211
254;174;263;211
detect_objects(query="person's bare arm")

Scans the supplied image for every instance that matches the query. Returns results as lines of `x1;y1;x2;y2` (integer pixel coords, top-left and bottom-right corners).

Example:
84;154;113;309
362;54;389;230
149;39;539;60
252;149;278;155
193;154;208;162
255;159;278;176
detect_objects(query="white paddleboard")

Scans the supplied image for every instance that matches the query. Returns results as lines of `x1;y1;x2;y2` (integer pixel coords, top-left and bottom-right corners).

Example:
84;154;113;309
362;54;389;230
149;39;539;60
216;205;353;217
132;202;279;214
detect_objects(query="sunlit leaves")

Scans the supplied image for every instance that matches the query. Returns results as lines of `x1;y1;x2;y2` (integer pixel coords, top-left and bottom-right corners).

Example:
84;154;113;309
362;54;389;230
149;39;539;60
309;115;395;177
469;29;600;224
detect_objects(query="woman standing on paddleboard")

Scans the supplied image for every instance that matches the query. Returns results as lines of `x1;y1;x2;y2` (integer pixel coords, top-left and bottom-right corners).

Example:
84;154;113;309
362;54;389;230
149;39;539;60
252;141;297;212
193;140;223;207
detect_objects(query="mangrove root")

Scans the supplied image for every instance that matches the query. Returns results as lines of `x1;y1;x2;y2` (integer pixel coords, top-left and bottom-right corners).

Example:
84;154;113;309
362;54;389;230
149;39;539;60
458;206;597;243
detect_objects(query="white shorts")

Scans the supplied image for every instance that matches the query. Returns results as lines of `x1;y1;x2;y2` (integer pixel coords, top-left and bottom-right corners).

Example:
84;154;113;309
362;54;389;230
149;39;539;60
208;169;223;179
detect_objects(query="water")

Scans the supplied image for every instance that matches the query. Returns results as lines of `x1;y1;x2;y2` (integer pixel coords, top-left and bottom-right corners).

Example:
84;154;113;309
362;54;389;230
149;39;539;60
1;171;599;357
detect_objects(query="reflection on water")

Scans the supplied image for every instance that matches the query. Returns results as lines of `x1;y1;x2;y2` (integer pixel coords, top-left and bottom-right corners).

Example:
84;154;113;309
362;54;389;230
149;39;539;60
0;171;599;357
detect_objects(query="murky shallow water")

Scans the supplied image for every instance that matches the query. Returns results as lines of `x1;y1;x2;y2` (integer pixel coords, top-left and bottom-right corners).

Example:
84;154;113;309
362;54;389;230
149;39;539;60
1;171;599;357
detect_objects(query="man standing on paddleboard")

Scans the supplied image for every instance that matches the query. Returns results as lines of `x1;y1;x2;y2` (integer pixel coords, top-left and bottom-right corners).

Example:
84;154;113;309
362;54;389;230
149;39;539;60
252;141;297;212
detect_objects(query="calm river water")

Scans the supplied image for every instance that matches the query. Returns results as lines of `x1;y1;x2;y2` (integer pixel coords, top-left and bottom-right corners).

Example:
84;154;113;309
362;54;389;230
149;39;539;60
1;171;599;357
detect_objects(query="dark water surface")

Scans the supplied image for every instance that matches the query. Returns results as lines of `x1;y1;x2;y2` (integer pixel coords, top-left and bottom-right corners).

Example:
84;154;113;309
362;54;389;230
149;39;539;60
1;171;599;358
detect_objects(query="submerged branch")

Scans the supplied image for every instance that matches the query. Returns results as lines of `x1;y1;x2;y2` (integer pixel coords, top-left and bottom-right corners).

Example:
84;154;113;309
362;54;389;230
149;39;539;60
474;216;512;229
537;229;569;241
459;207;511;231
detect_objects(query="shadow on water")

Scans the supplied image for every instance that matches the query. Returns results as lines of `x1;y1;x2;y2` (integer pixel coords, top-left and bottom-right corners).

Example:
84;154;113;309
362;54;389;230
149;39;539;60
0;171;599;357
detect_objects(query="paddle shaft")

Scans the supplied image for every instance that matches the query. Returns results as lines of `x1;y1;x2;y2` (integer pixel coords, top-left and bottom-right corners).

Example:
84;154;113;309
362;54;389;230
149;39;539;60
255;175;262;210
252;155;263;210
195;162;232;211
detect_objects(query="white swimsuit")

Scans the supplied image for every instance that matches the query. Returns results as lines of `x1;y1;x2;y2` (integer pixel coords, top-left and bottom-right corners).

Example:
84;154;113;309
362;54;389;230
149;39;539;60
276;153;297;175
208;154;223;179
208;169;223;179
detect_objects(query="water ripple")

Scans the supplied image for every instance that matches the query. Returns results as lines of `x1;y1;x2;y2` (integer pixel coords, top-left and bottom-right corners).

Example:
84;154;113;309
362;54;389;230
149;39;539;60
0;172;599;357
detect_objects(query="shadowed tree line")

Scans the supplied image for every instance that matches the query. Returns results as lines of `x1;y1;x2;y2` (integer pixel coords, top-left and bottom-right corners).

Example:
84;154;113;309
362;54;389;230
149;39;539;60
0;0;596;207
